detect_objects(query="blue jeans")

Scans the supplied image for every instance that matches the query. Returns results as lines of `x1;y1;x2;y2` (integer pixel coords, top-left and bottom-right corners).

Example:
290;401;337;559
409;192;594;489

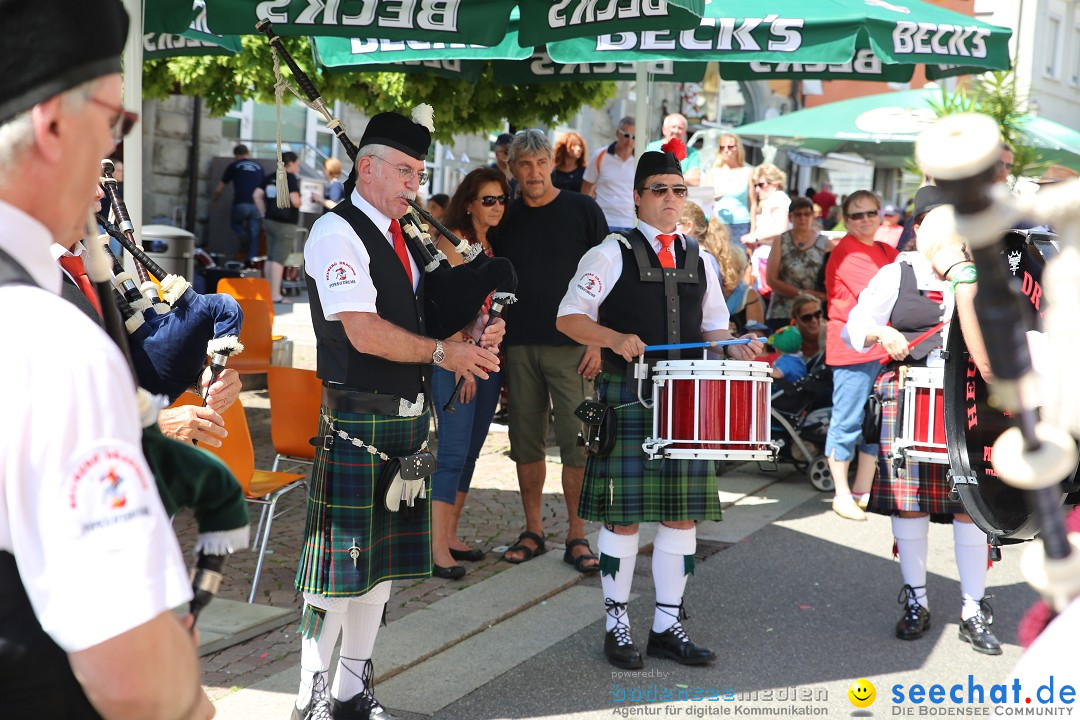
231;202;262;261
825;360;881;462
431;366;503;504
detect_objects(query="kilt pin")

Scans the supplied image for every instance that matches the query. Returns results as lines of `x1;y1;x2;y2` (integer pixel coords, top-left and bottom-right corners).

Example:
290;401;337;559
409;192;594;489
579;373;722;525
295;408;432;598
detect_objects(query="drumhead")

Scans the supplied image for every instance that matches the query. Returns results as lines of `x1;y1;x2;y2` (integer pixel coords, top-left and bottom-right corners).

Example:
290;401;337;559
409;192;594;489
943;230;1074;543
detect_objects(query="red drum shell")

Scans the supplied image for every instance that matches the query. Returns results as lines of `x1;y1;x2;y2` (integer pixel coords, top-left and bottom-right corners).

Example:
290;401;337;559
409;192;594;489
899;367;948;464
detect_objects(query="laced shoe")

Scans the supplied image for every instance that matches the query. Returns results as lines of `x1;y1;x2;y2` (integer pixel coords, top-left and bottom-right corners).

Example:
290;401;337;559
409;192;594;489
959;604;1002;656
603;599;643;669
646;602;716;666
292;671;332;720
329;659;395;720
895;584;931;640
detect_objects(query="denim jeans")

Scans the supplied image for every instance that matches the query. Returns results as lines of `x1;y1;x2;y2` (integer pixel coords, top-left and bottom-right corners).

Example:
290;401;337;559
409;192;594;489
431;366;503;504
825;360;881;462
231;202;263;261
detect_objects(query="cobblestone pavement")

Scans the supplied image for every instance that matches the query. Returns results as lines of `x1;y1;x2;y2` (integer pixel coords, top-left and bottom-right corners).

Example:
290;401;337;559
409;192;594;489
172;388;599;701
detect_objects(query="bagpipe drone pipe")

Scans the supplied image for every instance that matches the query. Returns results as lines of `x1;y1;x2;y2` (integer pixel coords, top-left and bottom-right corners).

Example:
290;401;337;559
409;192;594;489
915;113;1080;641
255;20;517;403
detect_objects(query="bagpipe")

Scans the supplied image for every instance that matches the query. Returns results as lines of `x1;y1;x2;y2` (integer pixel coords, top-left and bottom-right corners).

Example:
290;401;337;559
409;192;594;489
915;113;1080;641
254;20;517;412
85;185;250;624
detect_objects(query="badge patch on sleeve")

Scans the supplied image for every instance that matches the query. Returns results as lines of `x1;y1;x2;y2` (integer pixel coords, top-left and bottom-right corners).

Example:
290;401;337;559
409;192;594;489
64;445;156;542
576;272;603;298
325;260;359;292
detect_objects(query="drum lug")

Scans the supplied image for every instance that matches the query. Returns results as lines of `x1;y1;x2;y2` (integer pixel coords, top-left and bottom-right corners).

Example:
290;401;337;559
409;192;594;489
988;544;1003;563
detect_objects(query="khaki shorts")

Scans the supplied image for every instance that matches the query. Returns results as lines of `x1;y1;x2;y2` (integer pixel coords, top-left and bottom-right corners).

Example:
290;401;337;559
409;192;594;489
263;218;297;264
505;344;592;467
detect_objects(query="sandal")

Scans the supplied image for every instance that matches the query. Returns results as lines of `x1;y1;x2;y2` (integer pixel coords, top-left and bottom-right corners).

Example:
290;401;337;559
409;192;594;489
502;531;546;564
563;538;600;574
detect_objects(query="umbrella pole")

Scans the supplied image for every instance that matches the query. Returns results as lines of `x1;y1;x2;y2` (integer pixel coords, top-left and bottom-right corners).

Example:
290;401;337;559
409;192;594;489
634;62;648;163
122;0;143;267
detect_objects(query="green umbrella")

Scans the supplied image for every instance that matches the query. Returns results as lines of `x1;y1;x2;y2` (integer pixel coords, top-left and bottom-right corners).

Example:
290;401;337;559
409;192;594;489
548;0;1012;80
734;89;1080;171
173;0;704;46
144;4;242;59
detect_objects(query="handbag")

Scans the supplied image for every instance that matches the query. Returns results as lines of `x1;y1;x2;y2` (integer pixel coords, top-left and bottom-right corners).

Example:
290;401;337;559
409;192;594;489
376;451;436;521
575;400;616;457
862;393;883;445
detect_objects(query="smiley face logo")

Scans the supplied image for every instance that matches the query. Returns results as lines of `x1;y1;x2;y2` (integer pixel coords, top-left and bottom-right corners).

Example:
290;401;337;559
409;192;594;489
848;678;876;709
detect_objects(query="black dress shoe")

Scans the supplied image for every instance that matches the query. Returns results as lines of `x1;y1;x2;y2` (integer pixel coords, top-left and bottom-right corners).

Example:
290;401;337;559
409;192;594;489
646;624;716;666
895;584;931;640
604;628;644;669
432;563;466;580
450;547;485;562
330;693;395;720
292;671;331;720
958;613;1002;655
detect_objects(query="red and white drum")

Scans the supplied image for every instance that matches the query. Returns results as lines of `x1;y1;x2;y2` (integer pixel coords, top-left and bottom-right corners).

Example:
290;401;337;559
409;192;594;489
645;360;777;461
895;366;949;465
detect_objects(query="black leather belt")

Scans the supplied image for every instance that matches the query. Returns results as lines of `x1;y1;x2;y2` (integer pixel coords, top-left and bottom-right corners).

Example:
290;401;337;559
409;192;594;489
322;385;425;417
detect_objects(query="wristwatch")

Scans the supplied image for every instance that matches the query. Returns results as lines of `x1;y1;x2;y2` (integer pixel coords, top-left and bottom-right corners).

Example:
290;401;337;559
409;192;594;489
432;339;446;366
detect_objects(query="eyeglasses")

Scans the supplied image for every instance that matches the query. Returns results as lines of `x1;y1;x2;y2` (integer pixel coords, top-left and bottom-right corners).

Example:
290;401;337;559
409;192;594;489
845;210;879;221
754;182;771;189
619;131;635;140
720;144;738;150
799;310;823;322
998;160;1014;171
479;195;507;206
372;156;429;185
89;97;138;144
639;183;688;198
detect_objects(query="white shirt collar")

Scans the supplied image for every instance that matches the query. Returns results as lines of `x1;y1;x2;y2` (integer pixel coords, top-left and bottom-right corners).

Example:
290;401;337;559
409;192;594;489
352;187;394;242
636;219;684;252
49;241;86;261
0;199;62;294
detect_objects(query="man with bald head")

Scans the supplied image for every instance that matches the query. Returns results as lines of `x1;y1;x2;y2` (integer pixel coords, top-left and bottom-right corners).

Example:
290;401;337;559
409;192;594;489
647;113;702;186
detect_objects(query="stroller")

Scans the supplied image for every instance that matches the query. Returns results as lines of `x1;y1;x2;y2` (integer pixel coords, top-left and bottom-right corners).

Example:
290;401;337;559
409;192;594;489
769;352;836;491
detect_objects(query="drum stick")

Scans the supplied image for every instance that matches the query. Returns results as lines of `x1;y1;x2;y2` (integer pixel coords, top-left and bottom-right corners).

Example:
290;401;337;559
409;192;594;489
643;338;752;353
876;321;948;365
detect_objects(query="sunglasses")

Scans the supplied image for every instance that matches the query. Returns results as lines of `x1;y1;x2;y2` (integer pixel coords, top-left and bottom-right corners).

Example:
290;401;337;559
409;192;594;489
479;195;508;206
639;183;688;198
89;97;138;144
720;144;738;150
799;310;823;322
754;182;771;189
619;131;635;140
845;210;879;221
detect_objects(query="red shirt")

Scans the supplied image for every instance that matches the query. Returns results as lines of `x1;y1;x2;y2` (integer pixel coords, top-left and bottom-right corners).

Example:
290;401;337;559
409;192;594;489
824;235;898;366
812;190;837;217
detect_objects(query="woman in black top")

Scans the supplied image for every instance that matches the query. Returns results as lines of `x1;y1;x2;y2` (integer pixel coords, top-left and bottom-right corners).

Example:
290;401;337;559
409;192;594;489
552;131;587;192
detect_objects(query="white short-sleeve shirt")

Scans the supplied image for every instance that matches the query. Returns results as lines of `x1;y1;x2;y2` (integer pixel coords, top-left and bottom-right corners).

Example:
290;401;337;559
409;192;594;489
582;145;636;229
304;188;420;321
0;201;191;652
557;220;730;333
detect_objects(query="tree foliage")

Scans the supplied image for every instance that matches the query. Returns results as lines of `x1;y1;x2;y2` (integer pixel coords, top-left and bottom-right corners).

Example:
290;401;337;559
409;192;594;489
143;36;616;141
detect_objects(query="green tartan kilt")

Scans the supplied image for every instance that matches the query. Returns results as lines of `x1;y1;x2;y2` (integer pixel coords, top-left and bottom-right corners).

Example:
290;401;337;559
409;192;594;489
579;373;722;525
295;407;432;597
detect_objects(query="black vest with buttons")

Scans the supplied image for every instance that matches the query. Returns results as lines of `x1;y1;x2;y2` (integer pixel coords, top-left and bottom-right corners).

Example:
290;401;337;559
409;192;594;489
889;259;944;363
600;229;705;373
306;198;428;399
0;247;102;718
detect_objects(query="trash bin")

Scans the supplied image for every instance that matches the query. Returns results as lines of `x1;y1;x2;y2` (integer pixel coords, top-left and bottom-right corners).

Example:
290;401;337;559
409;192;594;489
141;224;195;281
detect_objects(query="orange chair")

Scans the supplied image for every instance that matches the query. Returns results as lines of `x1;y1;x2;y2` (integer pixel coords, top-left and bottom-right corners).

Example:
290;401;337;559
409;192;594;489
173;395;306;603
218;277;274;322
268;366;322;473
230;298;273;376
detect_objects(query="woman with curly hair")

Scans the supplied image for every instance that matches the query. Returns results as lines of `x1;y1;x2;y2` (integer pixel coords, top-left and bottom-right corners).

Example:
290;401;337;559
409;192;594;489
553;131;587;193
703;219;765;334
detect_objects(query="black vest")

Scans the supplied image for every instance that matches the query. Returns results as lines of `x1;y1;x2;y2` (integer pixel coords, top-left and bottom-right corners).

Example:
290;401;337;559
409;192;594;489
61;274;105;327
600;229;705;372
307;198;428;398
0;248;103;718
889;259;944;362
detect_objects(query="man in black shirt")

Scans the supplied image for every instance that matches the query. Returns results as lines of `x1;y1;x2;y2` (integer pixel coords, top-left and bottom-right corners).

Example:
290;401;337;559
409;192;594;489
213;143;266;263
490;129;608;573
253;151;301;304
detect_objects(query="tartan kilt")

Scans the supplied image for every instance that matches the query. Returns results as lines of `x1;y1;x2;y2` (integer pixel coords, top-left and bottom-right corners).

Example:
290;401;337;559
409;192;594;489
579;373;722;525
295;407;432;597
868;369;964;519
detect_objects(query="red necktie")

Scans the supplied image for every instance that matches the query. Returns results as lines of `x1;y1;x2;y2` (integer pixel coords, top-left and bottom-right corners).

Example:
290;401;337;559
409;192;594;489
389;220;414;286
656;234;677;269
58;253;103;318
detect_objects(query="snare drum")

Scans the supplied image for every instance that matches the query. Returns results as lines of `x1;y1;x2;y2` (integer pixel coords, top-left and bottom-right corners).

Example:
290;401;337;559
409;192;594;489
895;366;949;465
645;359;777;461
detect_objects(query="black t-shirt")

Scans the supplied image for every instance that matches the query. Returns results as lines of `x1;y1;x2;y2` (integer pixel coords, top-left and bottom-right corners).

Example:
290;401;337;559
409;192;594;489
491;190;608;346
552;166;585;193
221;158;265;205
261;172;300;224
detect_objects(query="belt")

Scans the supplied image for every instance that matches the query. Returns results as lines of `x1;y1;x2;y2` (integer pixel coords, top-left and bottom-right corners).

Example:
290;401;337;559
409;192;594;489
322;385;426;418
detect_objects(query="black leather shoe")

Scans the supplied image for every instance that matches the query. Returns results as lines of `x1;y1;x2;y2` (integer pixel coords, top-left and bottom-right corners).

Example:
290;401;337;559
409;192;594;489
958;613;1002;655
450;547;485;562
895;584;930;640
292;671;331;720
604;628;644;669
330;693;394;720
432;563;466;580
646;624;716;666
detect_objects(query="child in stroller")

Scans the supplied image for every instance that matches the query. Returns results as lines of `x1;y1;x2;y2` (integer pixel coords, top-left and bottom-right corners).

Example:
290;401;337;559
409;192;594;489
770;351;835;491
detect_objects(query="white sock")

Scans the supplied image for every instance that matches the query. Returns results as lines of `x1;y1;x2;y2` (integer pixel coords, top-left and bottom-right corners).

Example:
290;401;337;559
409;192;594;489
297;601;344;710
852;492;869;501
953;521;989;621
332;581;392;701
892;516;930;610
598;527;639;632
652;525;696;633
